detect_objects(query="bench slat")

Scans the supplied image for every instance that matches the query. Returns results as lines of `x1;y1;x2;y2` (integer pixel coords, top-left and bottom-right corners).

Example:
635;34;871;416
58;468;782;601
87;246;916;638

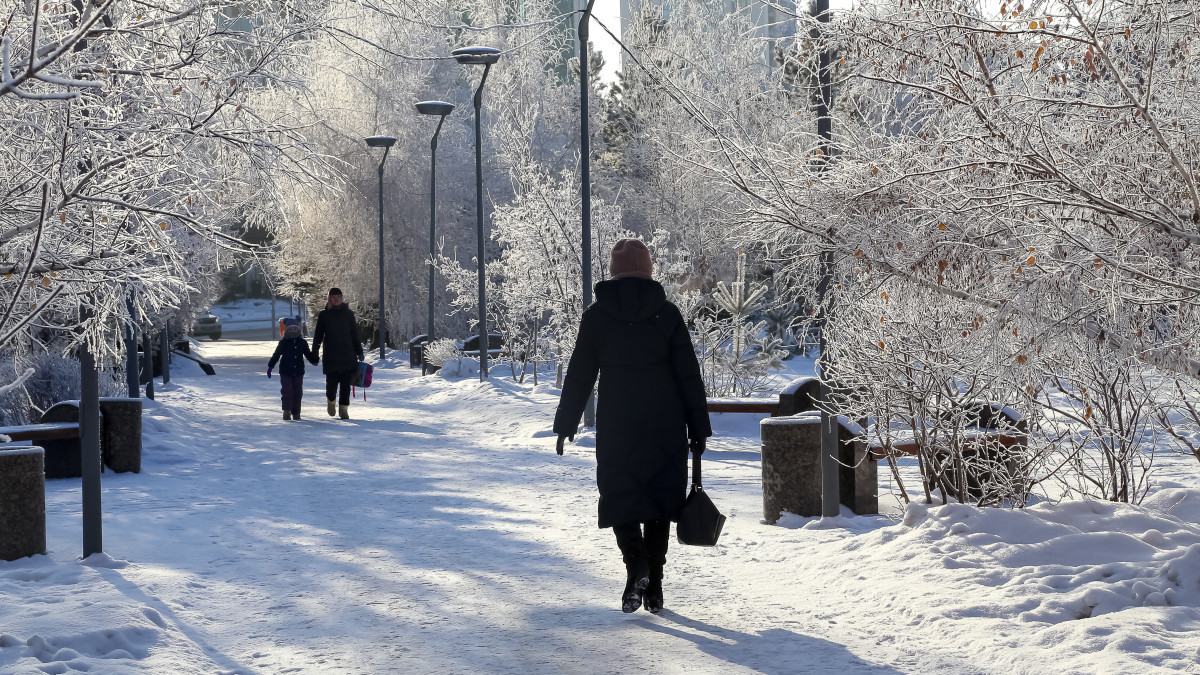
707;401;780;414
0;422;81;443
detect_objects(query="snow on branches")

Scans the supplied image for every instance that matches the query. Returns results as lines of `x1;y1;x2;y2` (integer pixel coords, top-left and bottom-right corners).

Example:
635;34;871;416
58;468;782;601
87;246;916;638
0;0;332;363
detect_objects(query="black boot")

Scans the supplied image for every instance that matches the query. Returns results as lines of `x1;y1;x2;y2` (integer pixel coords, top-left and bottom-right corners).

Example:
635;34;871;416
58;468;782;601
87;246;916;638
643;519;669;614
622;561;650;613
614;523;650;613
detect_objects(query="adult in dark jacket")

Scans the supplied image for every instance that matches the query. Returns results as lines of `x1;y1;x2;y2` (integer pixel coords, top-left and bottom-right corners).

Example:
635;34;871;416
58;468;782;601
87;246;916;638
312;287;364;419
553;238;711;615
267;317;319;420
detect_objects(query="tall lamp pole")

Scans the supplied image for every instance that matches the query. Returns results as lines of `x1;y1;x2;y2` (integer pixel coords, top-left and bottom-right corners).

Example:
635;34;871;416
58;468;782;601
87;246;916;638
579;0;598;427
813;0;840;518
452;45;501;381
415;101;455;343
365;135;397;361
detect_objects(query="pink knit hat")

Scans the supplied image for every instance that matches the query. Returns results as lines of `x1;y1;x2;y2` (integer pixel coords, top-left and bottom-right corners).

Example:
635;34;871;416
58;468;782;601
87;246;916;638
609;238;653;280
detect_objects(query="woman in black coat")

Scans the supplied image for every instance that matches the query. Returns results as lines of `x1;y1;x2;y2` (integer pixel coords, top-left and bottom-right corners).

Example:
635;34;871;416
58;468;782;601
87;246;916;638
312;287;364;419
554;238;711;614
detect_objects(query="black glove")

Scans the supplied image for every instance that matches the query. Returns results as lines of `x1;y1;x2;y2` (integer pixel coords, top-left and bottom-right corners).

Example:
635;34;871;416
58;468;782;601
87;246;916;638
358;354;364;362
556;434;574;456
689;438;705;456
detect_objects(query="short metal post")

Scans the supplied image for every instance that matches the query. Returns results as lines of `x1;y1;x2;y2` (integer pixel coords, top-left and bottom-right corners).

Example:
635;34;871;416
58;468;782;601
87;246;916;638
819;391;841;517
143;326;154;400
80;342;103;557
124;300;139;398
160;328;170;385
817;250;839;517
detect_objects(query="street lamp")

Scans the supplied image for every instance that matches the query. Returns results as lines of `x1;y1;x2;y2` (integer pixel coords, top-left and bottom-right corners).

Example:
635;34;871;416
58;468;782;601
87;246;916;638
812;0;839;518
415;100;455;345
452;45;501;381
578;0;597;427
365;134;397;360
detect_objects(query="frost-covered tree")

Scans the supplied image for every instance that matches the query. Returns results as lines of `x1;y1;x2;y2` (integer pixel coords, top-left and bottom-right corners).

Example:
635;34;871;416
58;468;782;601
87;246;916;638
0;0;333;413
267;0;585;344
592;0;1200;493
696;251;786;397
436;165;627;382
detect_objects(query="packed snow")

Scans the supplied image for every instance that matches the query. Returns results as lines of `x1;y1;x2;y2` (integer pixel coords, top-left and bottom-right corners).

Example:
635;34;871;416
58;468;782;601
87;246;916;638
2;336;1199;673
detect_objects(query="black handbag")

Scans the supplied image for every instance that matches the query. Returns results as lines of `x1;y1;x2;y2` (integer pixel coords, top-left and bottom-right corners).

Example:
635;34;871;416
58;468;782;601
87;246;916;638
676;451;726;546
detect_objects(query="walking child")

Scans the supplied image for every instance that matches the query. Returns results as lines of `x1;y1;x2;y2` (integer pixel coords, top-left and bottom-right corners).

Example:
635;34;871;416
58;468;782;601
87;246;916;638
268;317;319;420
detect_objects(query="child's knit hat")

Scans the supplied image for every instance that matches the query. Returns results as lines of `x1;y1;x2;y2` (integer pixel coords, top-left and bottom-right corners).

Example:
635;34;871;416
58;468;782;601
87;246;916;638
282;317;302;337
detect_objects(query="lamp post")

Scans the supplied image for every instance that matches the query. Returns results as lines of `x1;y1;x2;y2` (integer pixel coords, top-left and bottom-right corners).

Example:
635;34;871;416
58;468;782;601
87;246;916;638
415;101;455;344
452;45;501;381
365;134;397;361
813;0;840;518
578;0;598;427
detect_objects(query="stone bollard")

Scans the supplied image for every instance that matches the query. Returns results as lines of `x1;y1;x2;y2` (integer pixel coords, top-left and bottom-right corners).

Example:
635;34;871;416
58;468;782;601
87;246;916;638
40;401;103;479
761;416;823;523
99;397;142;473
761;412;879;523
0;447;47;561
836;418;878;516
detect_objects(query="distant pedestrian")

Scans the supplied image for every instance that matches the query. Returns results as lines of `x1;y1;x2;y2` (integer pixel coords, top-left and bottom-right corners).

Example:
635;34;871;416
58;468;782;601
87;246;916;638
553;238;711;614
312;287;364;420
267;317;319;421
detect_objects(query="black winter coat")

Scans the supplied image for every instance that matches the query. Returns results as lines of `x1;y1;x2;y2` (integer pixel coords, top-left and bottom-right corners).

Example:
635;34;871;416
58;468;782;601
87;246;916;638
553;277;711;528
268;337;319;376
312;304;363;374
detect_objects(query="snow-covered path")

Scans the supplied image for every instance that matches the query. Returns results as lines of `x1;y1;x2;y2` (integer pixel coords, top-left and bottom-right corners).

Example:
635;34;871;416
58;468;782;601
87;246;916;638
3;338;1198;673
0;340;937;673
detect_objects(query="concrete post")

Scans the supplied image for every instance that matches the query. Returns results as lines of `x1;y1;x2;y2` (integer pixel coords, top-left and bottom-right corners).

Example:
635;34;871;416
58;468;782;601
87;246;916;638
760;416;823;522
99;398;142;473
761;413;878;522
0;447;46;561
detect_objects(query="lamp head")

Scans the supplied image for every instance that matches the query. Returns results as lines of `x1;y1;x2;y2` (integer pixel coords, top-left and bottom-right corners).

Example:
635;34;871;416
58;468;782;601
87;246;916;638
365;135;397;148
415;101;455;117
451;46;501;65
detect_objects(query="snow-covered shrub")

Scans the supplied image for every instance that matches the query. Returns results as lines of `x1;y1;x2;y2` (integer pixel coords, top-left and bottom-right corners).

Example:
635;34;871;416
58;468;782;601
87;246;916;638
422;339;460;369
1039;339;1162;505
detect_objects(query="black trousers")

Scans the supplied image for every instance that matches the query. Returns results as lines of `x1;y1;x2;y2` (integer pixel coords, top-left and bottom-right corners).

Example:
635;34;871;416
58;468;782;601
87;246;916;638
325;369;355;406
613;520;670;575
279;374;304;414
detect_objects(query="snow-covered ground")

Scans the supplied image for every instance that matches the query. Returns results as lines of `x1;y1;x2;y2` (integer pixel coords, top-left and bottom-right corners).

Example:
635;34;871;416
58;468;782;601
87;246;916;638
2;336;1199;673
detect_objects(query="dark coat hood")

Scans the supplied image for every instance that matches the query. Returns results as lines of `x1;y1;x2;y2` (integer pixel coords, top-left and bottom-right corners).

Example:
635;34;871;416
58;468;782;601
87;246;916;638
593;277;667;323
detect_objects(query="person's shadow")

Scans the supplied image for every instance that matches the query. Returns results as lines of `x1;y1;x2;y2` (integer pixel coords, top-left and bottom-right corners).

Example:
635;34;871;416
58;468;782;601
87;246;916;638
634;609;905;674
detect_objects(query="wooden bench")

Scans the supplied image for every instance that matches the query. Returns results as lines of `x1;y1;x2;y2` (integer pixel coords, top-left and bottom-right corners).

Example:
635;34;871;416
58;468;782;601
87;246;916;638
0;398;142;477
705;377;822;417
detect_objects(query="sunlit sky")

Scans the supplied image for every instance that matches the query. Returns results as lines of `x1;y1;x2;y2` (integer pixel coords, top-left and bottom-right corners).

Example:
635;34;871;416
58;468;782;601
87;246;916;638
589;0;624;83
587;0;854;84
